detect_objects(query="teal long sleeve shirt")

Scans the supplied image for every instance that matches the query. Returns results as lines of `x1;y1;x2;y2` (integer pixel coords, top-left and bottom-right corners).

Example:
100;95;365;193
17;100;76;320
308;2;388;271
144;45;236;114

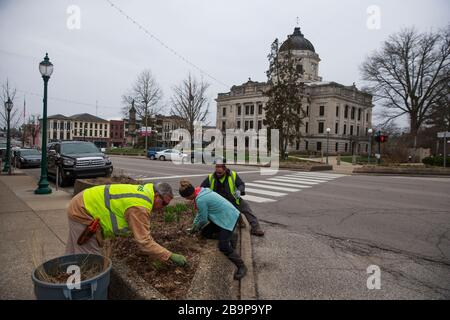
194;188;240;232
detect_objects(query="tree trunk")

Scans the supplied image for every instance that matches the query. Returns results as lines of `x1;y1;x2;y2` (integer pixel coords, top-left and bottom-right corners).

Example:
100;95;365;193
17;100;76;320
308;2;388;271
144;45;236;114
410;117;419;162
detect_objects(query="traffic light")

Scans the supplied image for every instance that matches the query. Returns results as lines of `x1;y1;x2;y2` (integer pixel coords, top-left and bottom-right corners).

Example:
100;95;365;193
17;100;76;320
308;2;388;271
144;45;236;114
374;132;388;143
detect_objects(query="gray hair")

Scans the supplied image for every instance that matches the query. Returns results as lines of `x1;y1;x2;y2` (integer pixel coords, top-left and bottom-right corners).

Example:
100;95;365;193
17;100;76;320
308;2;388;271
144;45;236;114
155;182;174;198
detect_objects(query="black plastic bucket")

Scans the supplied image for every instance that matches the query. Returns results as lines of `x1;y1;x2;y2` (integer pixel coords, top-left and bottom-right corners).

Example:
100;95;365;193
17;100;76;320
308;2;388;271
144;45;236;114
32;253;112;300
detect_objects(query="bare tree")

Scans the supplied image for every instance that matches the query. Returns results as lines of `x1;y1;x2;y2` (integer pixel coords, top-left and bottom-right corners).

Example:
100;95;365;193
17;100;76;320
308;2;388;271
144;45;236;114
170;73;209;140
361;26;450;150
1;79;21;130
425;70;450;131
121;69;163;150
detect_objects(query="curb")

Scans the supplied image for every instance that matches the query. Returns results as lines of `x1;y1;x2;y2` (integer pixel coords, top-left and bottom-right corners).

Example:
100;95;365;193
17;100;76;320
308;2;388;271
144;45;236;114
353;167;450;176
239;214;257;300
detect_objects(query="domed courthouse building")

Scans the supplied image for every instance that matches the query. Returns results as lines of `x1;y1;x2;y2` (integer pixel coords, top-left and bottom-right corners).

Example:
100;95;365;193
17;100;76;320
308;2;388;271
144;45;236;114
216;27;373;155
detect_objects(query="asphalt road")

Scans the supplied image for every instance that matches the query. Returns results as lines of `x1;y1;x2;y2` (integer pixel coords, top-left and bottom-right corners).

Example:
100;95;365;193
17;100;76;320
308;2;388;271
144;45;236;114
25;155;450;299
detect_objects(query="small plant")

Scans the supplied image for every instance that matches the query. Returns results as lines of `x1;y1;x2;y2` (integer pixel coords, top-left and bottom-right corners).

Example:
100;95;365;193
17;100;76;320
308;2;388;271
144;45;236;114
164;208;176;223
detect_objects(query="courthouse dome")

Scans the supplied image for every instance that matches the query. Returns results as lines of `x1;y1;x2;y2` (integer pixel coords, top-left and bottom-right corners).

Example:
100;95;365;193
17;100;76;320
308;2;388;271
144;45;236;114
279;27;315;53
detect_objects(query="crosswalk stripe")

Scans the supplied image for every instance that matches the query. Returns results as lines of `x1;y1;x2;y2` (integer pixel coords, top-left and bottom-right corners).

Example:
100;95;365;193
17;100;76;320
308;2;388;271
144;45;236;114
241;194;276;203
279;176;325;184
244;187;287;197
290;172;345;178
246;182;301;192
282;175;332;183
287;173;335;180
253;180;312;188
268;177;319;185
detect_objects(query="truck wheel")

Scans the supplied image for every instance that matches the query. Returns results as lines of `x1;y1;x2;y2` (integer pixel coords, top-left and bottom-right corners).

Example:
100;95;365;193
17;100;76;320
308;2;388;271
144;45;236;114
150;155;155;160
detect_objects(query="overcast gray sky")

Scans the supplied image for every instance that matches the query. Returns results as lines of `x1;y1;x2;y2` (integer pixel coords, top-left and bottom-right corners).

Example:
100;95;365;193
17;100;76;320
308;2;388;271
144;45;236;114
1;0;449;127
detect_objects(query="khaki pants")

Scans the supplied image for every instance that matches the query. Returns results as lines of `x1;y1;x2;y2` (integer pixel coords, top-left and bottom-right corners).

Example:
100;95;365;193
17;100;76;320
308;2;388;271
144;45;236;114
65;218;102;255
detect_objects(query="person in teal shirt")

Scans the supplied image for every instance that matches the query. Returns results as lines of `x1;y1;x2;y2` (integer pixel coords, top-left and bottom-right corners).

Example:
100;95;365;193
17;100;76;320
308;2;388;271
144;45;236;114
179;179;247;280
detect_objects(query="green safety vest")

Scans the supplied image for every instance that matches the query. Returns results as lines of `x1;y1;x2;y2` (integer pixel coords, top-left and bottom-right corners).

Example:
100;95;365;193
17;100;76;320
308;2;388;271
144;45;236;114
208;170;240;205
83;183;155;239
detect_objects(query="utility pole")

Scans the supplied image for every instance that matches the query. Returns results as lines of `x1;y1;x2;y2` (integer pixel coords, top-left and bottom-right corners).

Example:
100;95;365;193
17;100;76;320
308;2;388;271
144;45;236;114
445;132;447;168
143;101;148;152
377;130;381;165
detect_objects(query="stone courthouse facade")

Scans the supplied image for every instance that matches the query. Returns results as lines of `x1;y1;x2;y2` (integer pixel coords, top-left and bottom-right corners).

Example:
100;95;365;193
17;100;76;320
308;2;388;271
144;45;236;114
216;27;373;155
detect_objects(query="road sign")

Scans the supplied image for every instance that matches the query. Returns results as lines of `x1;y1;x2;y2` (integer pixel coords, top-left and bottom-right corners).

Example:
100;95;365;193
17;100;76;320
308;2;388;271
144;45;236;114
437;132;450;138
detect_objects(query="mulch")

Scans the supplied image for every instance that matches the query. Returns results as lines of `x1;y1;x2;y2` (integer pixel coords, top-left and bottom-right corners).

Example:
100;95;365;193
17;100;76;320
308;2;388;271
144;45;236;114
111;208;207;299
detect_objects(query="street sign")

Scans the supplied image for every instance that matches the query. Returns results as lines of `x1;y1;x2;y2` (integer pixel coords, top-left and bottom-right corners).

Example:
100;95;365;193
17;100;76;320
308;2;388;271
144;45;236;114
437;132;450;138
375;153;381;159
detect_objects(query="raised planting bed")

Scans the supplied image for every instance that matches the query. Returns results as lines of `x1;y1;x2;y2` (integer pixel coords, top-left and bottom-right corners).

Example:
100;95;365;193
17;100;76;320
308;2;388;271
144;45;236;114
354;165;450;175
110;203;209;300
72;176;238;299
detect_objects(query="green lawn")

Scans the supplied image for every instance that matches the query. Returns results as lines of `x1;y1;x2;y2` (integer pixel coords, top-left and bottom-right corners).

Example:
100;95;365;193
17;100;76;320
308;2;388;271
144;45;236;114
340;155;372;164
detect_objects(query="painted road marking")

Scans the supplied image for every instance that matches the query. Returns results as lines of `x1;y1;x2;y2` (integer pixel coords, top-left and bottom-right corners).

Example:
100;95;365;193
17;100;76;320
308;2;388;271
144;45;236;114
241;194;276;203
281;175;334;183
245;187;287;197
246;182;302;192
253;180;312;189
268;177;319;185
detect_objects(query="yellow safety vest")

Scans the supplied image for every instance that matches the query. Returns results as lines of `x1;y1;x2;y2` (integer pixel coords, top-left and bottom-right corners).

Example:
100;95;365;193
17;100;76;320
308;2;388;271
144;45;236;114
208;170;240;205
83;183;155;239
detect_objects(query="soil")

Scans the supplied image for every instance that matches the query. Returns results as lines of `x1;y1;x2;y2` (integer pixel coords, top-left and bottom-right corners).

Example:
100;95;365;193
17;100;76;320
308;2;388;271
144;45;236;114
111;207;207;300
36;262;105;284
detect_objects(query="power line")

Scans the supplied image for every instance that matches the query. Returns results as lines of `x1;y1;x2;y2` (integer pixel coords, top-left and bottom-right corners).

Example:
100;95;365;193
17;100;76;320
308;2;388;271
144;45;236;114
16;89;120;112
105;0;229;88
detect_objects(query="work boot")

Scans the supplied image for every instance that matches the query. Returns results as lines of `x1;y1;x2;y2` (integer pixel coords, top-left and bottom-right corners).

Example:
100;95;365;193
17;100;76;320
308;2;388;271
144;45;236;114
251;225;265;237
227;251;247;280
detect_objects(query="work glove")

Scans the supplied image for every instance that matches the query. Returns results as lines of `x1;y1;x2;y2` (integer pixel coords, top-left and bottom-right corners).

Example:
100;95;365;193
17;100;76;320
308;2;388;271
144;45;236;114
186;223;200;234
234;189;241;199
170;253;187;266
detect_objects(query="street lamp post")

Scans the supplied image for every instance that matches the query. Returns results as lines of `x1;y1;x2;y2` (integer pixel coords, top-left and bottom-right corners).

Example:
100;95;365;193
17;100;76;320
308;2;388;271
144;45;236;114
326;127;331;165
35;53;53;195
367;128;373;164
2;98;13;174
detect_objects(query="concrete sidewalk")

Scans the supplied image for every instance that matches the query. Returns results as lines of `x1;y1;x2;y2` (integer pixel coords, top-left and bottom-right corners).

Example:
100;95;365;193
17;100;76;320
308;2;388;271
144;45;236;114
0;173;71;299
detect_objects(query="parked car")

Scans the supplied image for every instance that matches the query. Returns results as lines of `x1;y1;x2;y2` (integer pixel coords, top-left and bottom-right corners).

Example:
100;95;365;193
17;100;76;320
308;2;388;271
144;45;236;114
47;141;113;187
147;147;166;160
0;141;6;161
156;149;188;163
13;148;41;168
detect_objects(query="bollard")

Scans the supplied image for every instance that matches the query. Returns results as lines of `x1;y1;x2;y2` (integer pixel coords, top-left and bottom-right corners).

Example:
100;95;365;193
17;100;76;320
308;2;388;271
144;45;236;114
337;154;341;166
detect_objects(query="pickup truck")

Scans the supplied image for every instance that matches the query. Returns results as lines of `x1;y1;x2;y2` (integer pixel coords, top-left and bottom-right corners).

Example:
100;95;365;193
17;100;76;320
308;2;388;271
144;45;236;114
47;141;113;187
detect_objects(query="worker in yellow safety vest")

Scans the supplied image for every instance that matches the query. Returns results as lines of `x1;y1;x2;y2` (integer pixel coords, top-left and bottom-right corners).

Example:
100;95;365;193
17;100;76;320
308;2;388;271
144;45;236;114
200;158;264;236
65;182;187;266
